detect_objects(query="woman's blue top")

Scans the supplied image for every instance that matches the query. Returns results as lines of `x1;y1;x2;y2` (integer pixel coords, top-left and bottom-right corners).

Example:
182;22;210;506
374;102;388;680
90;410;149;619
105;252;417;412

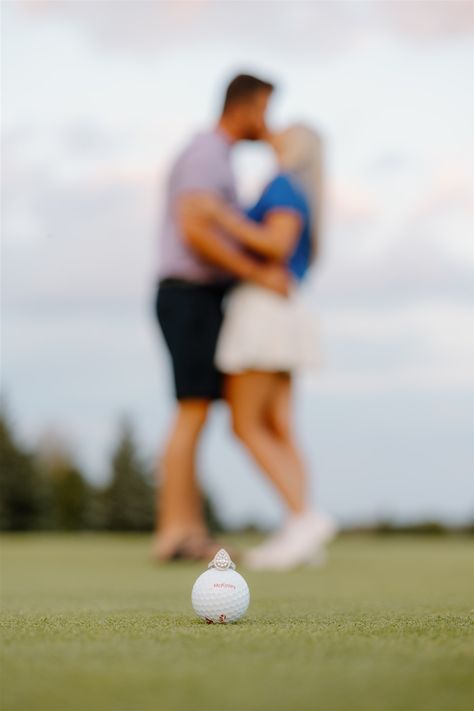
246;173;312;280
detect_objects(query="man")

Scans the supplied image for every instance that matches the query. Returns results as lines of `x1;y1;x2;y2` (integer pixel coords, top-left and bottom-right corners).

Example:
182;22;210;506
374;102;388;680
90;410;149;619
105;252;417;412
154;74;288;560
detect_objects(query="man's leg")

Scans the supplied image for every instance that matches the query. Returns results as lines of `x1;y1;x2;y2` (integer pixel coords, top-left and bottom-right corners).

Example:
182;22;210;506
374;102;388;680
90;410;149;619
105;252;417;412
154;281;227;560
154;399;210;559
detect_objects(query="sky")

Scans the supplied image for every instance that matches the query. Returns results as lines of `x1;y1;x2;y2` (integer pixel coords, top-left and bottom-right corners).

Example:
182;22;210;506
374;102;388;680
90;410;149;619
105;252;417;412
1;0;473;527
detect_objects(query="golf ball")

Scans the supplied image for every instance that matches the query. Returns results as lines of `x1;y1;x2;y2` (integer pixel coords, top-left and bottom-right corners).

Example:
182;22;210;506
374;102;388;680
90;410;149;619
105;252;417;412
192;553;250;624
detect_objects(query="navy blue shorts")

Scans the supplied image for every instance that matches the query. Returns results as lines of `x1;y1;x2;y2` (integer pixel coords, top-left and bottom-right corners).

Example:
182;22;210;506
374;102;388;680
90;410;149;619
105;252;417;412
155;280;229;400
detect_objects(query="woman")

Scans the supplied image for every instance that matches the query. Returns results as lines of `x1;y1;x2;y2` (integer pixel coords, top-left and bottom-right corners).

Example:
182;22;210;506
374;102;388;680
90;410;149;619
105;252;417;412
201;124;336;569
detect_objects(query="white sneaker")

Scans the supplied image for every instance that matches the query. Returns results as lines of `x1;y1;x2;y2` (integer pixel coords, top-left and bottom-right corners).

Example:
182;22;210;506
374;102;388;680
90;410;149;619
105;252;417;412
243;524;293;569
244;511;337;571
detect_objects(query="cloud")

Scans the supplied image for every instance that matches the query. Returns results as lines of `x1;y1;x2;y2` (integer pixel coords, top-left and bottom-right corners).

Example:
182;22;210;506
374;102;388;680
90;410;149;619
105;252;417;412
61;122;130;157
414;161;474;218
304;300;473;394
2;132;161;312
329;181;379;226
313;223;473;311
15;0;473;59
310;153;473;311
381;0;474;41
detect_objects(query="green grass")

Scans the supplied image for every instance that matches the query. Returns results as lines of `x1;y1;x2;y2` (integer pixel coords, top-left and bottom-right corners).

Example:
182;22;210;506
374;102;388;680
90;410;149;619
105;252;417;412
1;534;473;711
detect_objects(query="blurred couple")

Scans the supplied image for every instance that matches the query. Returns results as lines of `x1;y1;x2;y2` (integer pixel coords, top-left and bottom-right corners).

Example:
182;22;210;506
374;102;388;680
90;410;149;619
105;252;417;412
154;74;336;570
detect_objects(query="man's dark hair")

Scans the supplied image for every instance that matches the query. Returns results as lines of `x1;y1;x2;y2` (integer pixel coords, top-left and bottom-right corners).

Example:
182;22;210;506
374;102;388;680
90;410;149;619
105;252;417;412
223;74;275;112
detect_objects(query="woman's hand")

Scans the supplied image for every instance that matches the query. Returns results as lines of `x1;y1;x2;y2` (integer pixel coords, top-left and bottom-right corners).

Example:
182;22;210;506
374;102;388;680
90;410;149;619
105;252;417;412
254;263;291;297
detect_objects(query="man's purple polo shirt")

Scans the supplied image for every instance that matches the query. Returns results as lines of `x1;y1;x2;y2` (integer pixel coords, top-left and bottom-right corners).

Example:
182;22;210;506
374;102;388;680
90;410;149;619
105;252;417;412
157;129;239;283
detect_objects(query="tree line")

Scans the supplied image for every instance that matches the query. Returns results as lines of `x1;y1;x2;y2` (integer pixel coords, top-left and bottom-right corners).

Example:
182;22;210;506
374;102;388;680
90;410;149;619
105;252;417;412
2;408;471;536
0;409;221;533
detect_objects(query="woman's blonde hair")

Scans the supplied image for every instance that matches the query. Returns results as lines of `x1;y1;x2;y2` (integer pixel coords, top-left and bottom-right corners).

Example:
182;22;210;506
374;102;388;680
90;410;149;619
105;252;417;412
273;124;324;263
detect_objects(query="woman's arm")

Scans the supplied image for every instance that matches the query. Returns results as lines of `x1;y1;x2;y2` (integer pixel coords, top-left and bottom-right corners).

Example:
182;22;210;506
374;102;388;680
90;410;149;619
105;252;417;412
178;194;290;295
181;194;301;261
215;205;302;261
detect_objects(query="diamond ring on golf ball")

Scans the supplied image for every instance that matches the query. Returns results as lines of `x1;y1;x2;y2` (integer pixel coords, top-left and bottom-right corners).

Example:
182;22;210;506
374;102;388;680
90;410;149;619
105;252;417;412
192;549;250;624
208;548;236;570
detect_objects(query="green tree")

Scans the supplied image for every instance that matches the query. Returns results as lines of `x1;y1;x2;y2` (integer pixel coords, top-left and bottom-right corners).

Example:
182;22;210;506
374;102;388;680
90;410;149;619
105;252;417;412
0;410;43;530
48;462;92;530
35;434;94;530
103;420;154;531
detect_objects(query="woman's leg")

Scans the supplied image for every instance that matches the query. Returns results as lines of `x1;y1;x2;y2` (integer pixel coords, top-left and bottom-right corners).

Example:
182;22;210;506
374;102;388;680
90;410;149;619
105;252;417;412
229;371;336;569
226;372;305;514
265;374;308;511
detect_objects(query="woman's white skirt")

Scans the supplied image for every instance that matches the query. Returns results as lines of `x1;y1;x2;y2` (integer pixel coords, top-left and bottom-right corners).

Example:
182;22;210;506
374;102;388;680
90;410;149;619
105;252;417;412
215;283;320;374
